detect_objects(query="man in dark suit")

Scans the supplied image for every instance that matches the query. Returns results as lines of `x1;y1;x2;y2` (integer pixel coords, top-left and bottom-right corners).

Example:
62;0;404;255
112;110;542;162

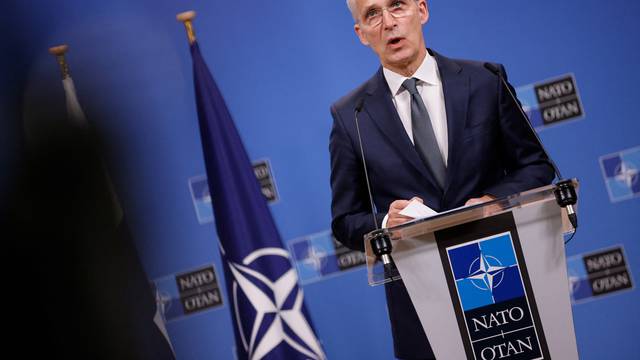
329;0;555;358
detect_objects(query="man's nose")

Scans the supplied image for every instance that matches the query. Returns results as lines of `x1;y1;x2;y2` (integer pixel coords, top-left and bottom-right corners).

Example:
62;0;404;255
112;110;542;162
381;8;397;29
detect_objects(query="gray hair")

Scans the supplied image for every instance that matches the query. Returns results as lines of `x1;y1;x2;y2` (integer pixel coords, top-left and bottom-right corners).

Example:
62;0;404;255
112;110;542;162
346;0;357;20
346;0;421;22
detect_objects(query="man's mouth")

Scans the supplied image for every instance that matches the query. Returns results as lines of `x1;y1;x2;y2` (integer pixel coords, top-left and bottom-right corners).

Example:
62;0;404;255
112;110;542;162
387;37;404;46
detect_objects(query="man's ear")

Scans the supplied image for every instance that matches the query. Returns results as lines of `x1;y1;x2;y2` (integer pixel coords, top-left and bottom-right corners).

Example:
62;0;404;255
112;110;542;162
354;24;370;46
419;0;429;25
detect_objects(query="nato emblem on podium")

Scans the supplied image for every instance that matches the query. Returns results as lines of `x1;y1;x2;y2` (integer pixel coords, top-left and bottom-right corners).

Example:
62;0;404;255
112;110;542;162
437;213;550;360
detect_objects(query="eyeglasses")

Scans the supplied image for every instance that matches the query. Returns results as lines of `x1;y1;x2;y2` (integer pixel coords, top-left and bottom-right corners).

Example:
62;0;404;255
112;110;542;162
361;0;415;28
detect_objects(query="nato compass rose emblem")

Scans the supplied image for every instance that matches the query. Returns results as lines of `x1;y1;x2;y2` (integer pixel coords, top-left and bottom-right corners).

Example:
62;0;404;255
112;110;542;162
446;232;548;359
466;253;507;293
301;246;327;272
600;146;640;202
613;161;639;189
227;247;325;360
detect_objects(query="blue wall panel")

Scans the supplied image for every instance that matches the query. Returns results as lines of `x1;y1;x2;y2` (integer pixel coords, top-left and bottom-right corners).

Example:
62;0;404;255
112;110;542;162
3;0;638;358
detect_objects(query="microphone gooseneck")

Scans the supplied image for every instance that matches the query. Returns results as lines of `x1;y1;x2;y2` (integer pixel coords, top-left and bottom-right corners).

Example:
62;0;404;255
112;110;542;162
353;98;394;267
483;63;578;231
354;98;378;231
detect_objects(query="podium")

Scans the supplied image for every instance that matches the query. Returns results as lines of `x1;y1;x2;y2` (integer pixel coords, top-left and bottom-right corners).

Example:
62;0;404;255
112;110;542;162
364;182;579;360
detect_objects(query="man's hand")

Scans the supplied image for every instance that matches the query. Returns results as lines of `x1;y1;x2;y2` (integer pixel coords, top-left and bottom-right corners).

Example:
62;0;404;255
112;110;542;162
464;194;496;206
465;194;501;216
387;197;423;228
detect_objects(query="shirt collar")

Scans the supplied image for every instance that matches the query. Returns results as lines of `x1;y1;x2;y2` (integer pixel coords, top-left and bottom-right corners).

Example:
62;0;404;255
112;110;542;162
383;51;440;96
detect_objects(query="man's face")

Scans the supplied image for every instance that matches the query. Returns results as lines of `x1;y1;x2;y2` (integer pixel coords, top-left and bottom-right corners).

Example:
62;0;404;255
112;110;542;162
353;0;428;72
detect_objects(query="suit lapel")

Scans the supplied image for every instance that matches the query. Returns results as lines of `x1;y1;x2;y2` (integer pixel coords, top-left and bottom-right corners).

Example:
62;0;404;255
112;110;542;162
363;68;442;192
432;50;469;197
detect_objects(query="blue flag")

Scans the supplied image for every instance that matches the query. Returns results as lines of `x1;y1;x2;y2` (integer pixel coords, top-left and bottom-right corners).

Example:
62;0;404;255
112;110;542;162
190;42;326;360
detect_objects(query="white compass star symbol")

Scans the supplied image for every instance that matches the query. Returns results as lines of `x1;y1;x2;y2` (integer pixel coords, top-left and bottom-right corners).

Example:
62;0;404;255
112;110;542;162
467;254;506;291
228;248;325;360
614;161;639;188
302;246;327;272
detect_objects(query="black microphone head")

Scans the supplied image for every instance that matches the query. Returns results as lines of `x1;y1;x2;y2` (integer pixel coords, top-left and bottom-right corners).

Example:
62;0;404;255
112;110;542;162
483;62;501;76
355;97;365;113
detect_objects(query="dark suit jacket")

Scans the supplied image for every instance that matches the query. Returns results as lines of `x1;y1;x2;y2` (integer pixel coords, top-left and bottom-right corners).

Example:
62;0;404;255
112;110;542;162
329;49;554;359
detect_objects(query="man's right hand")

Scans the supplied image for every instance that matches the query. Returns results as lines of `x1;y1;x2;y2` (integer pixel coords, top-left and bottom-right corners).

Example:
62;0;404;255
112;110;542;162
387;197;423;228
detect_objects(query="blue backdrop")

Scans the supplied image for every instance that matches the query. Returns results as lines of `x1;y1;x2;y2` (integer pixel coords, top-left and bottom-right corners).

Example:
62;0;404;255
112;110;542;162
3;0;639;359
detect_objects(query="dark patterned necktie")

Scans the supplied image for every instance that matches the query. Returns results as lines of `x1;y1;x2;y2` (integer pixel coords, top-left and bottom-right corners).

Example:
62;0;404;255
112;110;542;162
402;77;446;189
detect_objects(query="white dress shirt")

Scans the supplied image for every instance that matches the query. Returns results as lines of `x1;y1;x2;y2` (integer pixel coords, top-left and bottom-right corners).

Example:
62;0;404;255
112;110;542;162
381;52;449;228
383;52;449;165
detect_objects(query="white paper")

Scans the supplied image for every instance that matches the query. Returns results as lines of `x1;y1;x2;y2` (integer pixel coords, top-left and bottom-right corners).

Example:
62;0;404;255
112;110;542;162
399;200;475;223
398;199;439;219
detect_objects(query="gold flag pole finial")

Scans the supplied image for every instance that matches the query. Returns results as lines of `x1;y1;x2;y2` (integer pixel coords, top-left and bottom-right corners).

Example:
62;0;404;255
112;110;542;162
48;44;70;79
177;10;197;45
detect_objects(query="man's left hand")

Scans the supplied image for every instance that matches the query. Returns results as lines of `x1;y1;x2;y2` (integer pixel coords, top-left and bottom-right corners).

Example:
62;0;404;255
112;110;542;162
465;194;502;216
464;194;496;206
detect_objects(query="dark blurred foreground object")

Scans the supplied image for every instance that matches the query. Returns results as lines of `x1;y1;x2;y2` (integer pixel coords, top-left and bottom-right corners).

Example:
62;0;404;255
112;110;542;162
3;46;174;359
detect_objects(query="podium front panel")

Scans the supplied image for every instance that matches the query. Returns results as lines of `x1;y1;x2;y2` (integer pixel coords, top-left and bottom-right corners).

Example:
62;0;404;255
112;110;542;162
364;182;579;359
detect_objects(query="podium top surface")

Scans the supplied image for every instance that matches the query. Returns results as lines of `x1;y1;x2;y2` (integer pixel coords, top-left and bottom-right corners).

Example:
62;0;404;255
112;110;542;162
367;180;578;242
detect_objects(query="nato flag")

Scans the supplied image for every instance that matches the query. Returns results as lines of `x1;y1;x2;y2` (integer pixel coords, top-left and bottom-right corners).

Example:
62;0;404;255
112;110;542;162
190;42;326;360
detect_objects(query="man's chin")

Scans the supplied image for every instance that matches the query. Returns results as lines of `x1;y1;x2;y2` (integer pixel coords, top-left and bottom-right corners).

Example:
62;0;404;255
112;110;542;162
383;55;413;70
383;48;424;72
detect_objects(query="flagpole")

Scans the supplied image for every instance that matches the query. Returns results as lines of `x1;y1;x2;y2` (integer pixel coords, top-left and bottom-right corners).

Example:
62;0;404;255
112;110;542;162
176;10;197;45
48;44;71;79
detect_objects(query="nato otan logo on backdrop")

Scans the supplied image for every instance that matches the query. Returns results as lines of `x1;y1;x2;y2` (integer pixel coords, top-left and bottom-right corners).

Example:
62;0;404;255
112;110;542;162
189;159;279;224
445;232;548;360
152;265;224;322
599;145;640;202
288;230;366;284
252;159;280;203
516;74;584;129
567;246;634;304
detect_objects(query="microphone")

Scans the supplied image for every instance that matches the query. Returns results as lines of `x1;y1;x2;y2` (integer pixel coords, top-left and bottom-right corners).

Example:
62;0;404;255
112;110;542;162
353;98;393;267
355;97;365;114
483;63;578;230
